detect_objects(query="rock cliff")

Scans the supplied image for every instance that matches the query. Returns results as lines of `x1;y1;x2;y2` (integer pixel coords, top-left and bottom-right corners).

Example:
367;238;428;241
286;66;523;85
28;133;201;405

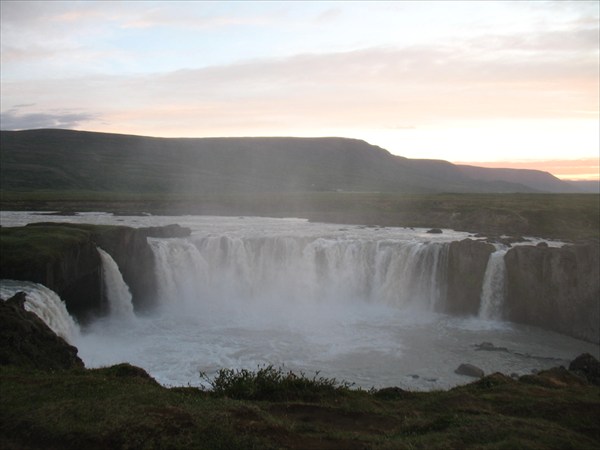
0;223;190;321
0;224;103;320
441;238;600;344
93;223;191;312
444;239;495;315
504;242;600;343
0;292;84;370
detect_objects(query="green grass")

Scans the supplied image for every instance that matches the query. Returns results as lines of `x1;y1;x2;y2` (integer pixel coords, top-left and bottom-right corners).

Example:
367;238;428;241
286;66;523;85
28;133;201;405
1;364;599;449
0;225;91;270
0;223;123;277
200;365;356;402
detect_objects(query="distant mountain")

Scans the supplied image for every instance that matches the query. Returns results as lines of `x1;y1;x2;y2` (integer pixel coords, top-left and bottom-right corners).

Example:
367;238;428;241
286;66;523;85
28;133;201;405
0;129;581;194
565;180;599;193
456;165;582;194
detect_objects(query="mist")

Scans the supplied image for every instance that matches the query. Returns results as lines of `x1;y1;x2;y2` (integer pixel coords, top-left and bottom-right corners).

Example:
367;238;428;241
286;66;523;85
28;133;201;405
3;213;595;391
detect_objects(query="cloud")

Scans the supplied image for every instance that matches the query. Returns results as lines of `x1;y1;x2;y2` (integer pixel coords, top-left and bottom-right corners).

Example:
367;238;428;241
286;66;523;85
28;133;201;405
1;2;597;138
0;1;282;37
122;7;278;30
2;32;596;136
0;109;97;130
315;8;343;24
146;38;597;123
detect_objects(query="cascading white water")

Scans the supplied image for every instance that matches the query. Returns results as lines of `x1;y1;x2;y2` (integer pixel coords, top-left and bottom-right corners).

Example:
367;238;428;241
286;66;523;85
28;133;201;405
478;248;508;320
148;236;449;312
149;239;210;309
0;279;80;343
4;213;592;391
97;248;135;320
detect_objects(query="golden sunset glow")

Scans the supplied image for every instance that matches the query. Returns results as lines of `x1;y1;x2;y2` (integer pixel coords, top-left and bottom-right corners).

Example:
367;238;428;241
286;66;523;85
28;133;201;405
458;158;599;181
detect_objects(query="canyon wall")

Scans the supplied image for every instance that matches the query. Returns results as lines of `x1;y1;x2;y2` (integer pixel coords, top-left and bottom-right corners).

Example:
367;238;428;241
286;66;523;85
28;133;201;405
0;223;190;321
504;242;599;343
0;231;103;320
94;223;190;313
443;238;599;343
444;239;495;315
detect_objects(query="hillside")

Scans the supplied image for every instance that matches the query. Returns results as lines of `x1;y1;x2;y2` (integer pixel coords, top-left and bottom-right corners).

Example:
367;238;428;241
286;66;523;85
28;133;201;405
0;129;579;194
567;180;600;193
457;165;581;194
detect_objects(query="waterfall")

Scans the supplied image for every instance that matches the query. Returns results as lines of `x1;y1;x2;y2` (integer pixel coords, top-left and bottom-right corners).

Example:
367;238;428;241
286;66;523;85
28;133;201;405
147;238;210;308
372;241;448;310
0;279;80;343
149;236;449;311
97;248;135;320
478;248;508;320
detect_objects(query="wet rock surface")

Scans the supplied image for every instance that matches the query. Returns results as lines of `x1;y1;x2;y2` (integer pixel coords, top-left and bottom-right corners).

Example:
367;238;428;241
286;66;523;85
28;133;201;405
504;242;600;343
0;223;192;320
455;363;485;378
0;292;84;370
444;239;495;315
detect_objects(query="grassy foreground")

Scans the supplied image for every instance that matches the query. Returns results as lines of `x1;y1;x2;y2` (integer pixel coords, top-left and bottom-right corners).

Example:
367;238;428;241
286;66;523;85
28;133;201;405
1;191;599;240
2;363;600;450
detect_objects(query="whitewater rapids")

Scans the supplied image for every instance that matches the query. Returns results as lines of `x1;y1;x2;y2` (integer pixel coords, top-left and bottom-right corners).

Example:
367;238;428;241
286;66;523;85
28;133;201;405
1;212;596;390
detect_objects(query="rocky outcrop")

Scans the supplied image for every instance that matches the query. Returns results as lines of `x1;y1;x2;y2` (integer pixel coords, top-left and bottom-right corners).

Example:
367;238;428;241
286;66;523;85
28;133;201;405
568;353;600;386
0;292;84;370
443;239;495;315
49;240;103;320
443;239;599;343
504;242;600;343
455;363;484;378
93;223;190;312
0;223;191;321
0;226;104;320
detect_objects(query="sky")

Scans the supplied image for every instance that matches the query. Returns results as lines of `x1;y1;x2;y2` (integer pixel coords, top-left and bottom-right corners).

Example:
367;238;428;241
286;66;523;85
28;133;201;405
1;1;599;180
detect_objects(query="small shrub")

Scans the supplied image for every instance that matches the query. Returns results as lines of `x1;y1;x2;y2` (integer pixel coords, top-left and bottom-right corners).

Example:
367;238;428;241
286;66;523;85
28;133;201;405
199;365;355;402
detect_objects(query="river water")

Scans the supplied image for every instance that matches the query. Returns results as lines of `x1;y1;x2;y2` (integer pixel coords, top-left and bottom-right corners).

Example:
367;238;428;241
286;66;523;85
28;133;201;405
1;211;597;390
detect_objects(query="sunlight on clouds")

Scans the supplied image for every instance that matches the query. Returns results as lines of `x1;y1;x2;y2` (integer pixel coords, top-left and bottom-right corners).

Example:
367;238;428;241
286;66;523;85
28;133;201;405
456;158;600;181
1;1;598;179
362;119;600;161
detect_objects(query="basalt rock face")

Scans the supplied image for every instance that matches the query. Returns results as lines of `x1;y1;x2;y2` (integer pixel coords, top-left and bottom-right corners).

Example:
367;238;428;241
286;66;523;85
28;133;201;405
1;223;191;321
52;241;103;320
0;227;104;321
444;239;495;315
569;353;600;385
504;243;600;344
0;292;84;370
93;223;190;312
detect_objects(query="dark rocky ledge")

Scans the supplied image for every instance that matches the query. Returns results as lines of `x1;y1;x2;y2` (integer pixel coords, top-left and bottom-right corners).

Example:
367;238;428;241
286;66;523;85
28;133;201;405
504;242;600;343
0;223;191;322
0;292;83;370
440;238;599;344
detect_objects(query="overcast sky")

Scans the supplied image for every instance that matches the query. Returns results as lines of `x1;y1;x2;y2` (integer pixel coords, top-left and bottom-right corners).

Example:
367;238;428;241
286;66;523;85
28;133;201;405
1;1;598;179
